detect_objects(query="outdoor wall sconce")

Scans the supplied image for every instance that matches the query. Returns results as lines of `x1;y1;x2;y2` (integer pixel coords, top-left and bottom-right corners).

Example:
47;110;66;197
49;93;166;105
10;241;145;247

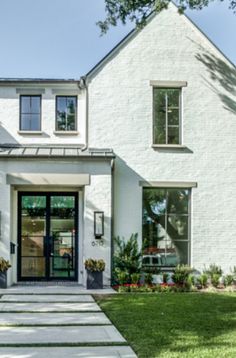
94;211;104;239
10;242;16;255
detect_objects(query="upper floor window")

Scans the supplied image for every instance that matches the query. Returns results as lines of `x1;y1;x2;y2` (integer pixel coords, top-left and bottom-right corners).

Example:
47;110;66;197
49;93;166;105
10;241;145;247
153;88;181;145
20;95;41;131
56;96;77;131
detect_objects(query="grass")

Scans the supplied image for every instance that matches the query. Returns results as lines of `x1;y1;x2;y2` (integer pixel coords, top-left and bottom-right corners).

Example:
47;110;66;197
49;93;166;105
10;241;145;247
96;292;236;358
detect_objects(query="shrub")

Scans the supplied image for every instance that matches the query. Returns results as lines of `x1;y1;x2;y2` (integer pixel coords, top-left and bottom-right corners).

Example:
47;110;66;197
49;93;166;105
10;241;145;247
162;272;169;284
0;258;11;272
84;259;105;272
211;273;220;288
118;285;129;293
224;274;234;287
172;265;193;286
204;264;223;278
117;271;129;285
144;273;153;285
131;273;141;285
113;234;141;281
197;273;208;288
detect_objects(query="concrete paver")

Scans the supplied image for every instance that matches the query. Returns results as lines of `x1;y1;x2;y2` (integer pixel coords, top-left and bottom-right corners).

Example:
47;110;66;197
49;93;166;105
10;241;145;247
0;312;110;325
0;302;101;312
0;286;137;357
0;346;137;357
0;325;126;344
0;294;94;302
0;286;115;295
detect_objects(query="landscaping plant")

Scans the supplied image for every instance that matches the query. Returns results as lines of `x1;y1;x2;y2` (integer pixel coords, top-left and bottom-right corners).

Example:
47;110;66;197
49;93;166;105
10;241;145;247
197;273;208;288
211;273;221;288
224;274;234;287
113;233;141;282
117;271;129;285
172;264;193;287
130;273;141;285
144;272;153;285
0;257;11;272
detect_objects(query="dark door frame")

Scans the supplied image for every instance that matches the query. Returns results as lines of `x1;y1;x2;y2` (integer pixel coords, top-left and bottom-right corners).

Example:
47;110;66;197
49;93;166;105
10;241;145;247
17;191;78;281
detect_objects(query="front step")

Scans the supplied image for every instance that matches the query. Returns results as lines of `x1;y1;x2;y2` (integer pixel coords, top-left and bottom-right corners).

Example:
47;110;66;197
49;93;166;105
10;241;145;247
0;325;126;345
0;294;94;302
0;346;136;357
0;312;111;326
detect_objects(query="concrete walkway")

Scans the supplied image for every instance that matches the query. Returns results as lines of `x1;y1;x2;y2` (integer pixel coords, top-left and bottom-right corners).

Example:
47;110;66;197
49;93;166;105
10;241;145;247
0;286;137;358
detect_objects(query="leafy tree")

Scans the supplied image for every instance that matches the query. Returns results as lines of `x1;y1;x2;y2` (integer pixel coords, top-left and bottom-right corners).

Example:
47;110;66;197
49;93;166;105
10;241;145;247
98;0;236;34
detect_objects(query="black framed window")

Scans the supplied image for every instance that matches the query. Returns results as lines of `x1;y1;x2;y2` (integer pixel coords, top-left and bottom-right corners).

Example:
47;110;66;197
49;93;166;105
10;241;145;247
56;96;77;131
153;88;181;145
20;95;41;131
142;188;190;268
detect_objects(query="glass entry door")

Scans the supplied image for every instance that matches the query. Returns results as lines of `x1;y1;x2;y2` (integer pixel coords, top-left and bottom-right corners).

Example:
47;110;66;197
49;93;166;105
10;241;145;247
18;192;78;281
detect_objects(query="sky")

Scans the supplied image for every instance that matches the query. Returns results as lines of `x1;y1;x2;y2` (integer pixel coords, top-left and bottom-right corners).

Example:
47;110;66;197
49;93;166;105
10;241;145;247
0;0;235;79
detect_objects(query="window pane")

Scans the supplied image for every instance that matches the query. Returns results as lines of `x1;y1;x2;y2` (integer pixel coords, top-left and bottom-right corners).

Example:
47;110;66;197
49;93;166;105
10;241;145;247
154;125;166;144
21;114;31;130
142;188;190;267
21;97;30;113
168;189;189;214
56;96;76;131
166;89;180;107
167;215;188;241
31;97;41;114
30;114;41;130
168;109;179;126
168;126;179;144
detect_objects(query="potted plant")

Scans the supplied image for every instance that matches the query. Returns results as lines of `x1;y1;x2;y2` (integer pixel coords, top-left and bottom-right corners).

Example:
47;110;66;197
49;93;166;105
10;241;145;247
0;257;11;289
85;258;105;289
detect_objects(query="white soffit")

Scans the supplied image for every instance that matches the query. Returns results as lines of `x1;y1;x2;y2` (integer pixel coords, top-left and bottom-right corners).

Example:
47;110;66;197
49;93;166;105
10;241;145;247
7;173;90;186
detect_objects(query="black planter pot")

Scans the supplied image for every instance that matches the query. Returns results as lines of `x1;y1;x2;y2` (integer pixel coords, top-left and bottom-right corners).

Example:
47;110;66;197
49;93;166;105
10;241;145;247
0;271;7;289
86;270;103;289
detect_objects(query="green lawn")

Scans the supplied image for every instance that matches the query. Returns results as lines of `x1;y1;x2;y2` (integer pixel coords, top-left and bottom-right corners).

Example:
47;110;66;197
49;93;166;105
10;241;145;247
96;292;236;358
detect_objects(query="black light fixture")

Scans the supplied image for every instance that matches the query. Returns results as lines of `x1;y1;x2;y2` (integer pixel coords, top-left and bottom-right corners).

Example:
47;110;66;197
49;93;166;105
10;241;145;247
94;211;104;239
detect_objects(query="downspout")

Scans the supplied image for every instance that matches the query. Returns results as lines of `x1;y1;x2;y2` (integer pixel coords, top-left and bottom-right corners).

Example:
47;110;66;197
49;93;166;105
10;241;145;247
110;158;115;286
79;76;89;152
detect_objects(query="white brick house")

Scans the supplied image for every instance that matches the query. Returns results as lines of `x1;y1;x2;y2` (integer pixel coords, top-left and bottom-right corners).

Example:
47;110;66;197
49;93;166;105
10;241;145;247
0;5;235;286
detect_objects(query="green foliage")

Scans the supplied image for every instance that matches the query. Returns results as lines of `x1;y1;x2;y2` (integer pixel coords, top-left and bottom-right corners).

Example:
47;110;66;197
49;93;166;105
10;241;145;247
172;264;193;286
204;264;223;278
162;272;169;284
84;259;105;272
144;273;153;285
211;273;220;288
197;273;208;288
224;274;234;287
117;271;129;285
98;0;236;34
113;233;142;278
0;257;11;272
131;273;141;284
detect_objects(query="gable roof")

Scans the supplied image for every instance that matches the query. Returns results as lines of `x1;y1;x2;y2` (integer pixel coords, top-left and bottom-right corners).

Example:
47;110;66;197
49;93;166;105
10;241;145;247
85;3;236;80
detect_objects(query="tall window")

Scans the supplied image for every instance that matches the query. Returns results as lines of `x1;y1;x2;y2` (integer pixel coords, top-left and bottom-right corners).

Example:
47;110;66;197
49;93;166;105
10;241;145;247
142;188;190;268
153;88;181;145
56;96;77;131
20;96;41;131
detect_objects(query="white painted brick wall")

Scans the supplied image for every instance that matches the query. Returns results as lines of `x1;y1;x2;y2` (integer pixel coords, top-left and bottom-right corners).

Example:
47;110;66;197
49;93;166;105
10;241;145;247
0;86;86;145
88;5;236;272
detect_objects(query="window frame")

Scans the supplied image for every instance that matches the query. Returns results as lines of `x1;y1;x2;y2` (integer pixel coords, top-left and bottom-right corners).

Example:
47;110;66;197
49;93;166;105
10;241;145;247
142;187;191;269
55;95;78;132
19;95;42;132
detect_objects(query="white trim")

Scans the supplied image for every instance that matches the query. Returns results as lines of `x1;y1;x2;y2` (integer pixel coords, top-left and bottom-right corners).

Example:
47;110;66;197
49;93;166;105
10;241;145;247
16;88;45;94
139;181;197;188
7;173;90;186
150;80;187;87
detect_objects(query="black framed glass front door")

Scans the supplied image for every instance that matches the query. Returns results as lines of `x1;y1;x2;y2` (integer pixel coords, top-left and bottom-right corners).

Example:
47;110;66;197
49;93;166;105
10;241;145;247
18;192;78;281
